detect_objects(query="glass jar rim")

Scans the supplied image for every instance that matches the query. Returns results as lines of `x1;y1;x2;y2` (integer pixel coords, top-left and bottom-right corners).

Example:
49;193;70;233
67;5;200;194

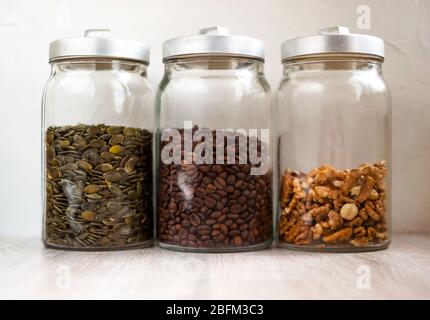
49;56;149;65
281;53;384;64
163;53;264;63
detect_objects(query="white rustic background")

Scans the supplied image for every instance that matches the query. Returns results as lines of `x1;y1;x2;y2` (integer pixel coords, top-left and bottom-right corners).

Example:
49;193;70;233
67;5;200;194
0;0;429;237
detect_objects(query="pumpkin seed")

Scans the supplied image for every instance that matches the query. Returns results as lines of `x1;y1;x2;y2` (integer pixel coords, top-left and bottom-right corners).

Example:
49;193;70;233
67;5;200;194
58;140;70;148
81;211;96;221
107;126;123;135
123;127;137;137
125;157;139;173
44;124;153;249
89;139;106;149
76;160;92;170
83;184;101;194
109;145;123;154
103;171;122;182
100;151;116;160
109;134;123;145
95;163;113;172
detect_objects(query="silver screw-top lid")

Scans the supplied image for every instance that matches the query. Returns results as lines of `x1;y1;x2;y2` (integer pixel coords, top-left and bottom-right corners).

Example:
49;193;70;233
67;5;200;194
49;29;150;64
281;26;384;61
163;26;265;61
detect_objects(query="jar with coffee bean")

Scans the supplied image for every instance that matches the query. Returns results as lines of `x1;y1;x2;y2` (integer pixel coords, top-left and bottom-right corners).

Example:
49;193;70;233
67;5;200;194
42;29;155;250
276;27;391;252
157;27;273;252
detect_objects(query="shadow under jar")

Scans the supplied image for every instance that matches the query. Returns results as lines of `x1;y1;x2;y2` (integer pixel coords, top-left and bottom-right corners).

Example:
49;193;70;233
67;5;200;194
156;27;273;252
42;30;155;250
276;27;391;252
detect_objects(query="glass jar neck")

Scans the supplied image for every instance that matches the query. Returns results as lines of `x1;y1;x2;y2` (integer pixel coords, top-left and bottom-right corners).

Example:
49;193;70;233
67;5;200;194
282;55;383;74
50;58;148;75
164;56;265;73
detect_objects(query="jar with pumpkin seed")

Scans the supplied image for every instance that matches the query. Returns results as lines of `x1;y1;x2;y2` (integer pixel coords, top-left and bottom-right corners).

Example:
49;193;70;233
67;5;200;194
42;30;155;250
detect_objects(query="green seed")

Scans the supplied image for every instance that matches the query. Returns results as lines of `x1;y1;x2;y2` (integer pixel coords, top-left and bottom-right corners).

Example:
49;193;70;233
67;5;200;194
74;135;87;147
95;163;113;172
100;151;116;160
44;124;153;249
89;139;106;149
107;126;123;135
81;211;96;221
76;160;92;170
125;157;138;173
123;127;137;137
103;171;122;182
62;163;78;171
46;132;54;144
109;145;123;154
83;185;101;194
109;134;123;145
58;140;70;148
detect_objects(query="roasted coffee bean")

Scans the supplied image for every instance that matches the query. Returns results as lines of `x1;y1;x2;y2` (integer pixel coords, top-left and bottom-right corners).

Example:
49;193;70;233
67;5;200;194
197;225;211;235
178;228;188;240
227;175;236;185
44;124;153;249
233;236;243;246
158;127;272;250
214;177;226;189
189;214;201;227
204;196;217;209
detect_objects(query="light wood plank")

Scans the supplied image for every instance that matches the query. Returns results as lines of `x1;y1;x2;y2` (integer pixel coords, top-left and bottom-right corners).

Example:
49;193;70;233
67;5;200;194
0;234;429;299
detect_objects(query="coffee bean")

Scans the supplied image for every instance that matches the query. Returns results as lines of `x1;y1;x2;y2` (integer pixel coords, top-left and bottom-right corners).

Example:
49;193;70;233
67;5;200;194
181;220;191;228
225;185;235;193
206;184;217;193
217;215;227;223
230;205;241;214
195;186;207;197
158;127;272;250
215;234;226;242
200;165;210;173
189;213;201;227
211;211;222;219
233;236;243;246
227;175;236;185
214;177;226;189
206;219;216;225
229;230;241;237
212;165;223;173
234;180;243;188
178;228;188;240
197;225;211;235
215;202;224;211
204;196;217;209
219;224;228;234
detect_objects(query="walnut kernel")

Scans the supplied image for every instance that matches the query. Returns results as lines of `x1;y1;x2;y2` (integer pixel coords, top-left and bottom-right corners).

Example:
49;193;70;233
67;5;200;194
340;203;359;220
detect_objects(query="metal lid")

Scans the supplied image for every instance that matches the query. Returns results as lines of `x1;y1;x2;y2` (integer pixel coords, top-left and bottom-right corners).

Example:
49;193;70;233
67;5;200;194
49;29;150;63
281;26;384;61
163;26;265;61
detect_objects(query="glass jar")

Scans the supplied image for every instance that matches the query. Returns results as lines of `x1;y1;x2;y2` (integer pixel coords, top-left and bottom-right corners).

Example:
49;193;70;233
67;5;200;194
42;30;155;250
156;27;273;252
276;27;391;252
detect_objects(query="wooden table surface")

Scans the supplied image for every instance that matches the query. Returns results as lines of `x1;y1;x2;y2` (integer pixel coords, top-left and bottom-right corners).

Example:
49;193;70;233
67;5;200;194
0;233;429;299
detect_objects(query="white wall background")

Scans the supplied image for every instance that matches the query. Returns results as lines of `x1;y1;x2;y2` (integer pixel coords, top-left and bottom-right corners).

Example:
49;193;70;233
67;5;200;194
0;0;429;237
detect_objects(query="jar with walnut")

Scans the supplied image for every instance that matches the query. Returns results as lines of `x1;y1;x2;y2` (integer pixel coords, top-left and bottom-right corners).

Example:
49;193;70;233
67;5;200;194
276;26;391;252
